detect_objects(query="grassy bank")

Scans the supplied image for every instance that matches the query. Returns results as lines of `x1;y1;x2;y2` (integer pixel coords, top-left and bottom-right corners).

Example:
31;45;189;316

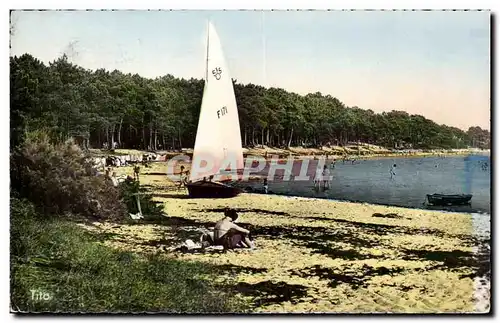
9;137;250;313
10;199;249;313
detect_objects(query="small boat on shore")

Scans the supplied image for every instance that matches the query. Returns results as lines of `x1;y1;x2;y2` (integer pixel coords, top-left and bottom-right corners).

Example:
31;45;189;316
186;180;242;198
426;194;473;206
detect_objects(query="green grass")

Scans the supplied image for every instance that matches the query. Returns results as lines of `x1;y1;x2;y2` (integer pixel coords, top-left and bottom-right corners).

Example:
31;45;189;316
11;199;249;313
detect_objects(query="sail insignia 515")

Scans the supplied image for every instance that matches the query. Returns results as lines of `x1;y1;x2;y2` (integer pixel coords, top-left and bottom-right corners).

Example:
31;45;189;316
212;67;222;80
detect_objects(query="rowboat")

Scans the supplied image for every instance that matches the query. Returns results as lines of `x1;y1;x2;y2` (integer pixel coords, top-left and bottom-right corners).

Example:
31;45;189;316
426;194;473;206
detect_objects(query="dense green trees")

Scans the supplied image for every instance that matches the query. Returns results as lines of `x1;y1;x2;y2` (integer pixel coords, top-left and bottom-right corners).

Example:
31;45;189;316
10;53;490;151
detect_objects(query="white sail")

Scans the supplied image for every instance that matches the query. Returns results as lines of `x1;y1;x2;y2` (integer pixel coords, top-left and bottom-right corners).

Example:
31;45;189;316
190;22;244;182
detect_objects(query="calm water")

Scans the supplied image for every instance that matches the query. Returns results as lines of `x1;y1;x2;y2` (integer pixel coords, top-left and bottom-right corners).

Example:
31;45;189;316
246;155;491;215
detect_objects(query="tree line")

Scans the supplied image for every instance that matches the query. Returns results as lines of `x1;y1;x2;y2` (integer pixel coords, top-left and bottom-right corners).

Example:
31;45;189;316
10;53;491;152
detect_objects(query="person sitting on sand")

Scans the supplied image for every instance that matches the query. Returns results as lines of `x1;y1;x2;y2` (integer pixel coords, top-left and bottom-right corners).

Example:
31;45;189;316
213;209;255;250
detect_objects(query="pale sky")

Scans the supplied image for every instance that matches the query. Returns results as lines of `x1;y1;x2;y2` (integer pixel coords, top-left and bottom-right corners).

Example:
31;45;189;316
10;10;490;130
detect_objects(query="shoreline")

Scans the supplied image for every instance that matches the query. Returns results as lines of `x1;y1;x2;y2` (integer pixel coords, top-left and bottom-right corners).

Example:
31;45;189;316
260;191;491;216
111;162;491;216
91;146;490;161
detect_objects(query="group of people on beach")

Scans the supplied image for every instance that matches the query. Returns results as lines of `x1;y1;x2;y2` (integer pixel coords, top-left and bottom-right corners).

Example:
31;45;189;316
99;167;122;187
96;161;142;188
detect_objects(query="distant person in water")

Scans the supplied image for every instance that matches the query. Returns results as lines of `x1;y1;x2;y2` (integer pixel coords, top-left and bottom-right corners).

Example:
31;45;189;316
390;164;397;180
330;159;336;169
213;209;255;249
313;165;322;188
263;178;268;194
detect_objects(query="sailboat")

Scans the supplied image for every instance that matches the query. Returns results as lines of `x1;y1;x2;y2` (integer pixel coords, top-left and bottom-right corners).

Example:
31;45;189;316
186;22;244;198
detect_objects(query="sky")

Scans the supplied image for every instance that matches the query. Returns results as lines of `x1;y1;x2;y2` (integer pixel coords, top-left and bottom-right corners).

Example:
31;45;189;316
10;10;491;130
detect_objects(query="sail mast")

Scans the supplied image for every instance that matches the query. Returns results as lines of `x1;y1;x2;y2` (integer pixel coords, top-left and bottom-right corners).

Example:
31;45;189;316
205;20;210;81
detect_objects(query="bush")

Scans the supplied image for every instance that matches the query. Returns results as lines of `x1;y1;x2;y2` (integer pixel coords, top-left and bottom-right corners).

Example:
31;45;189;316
10;133;127;221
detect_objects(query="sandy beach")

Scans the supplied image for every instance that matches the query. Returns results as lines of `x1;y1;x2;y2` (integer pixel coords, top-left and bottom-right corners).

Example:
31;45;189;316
79;162;490;313
92;146;489;161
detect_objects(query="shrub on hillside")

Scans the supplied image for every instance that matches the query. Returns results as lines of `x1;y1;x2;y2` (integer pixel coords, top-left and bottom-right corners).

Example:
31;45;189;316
10;132;127;221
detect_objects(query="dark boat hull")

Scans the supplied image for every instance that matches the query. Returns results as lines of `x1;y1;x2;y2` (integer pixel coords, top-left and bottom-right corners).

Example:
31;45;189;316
186;181;242;198
426;194;472;206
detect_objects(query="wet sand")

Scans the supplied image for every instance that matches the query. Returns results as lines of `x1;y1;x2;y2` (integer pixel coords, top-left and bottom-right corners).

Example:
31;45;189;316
81;162;490;313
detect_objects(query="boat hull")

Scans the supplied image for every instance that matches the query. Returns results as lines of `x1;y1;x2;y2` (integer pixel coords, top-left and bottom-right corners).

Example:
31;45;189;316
426;194;472;206
186;181;242;198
